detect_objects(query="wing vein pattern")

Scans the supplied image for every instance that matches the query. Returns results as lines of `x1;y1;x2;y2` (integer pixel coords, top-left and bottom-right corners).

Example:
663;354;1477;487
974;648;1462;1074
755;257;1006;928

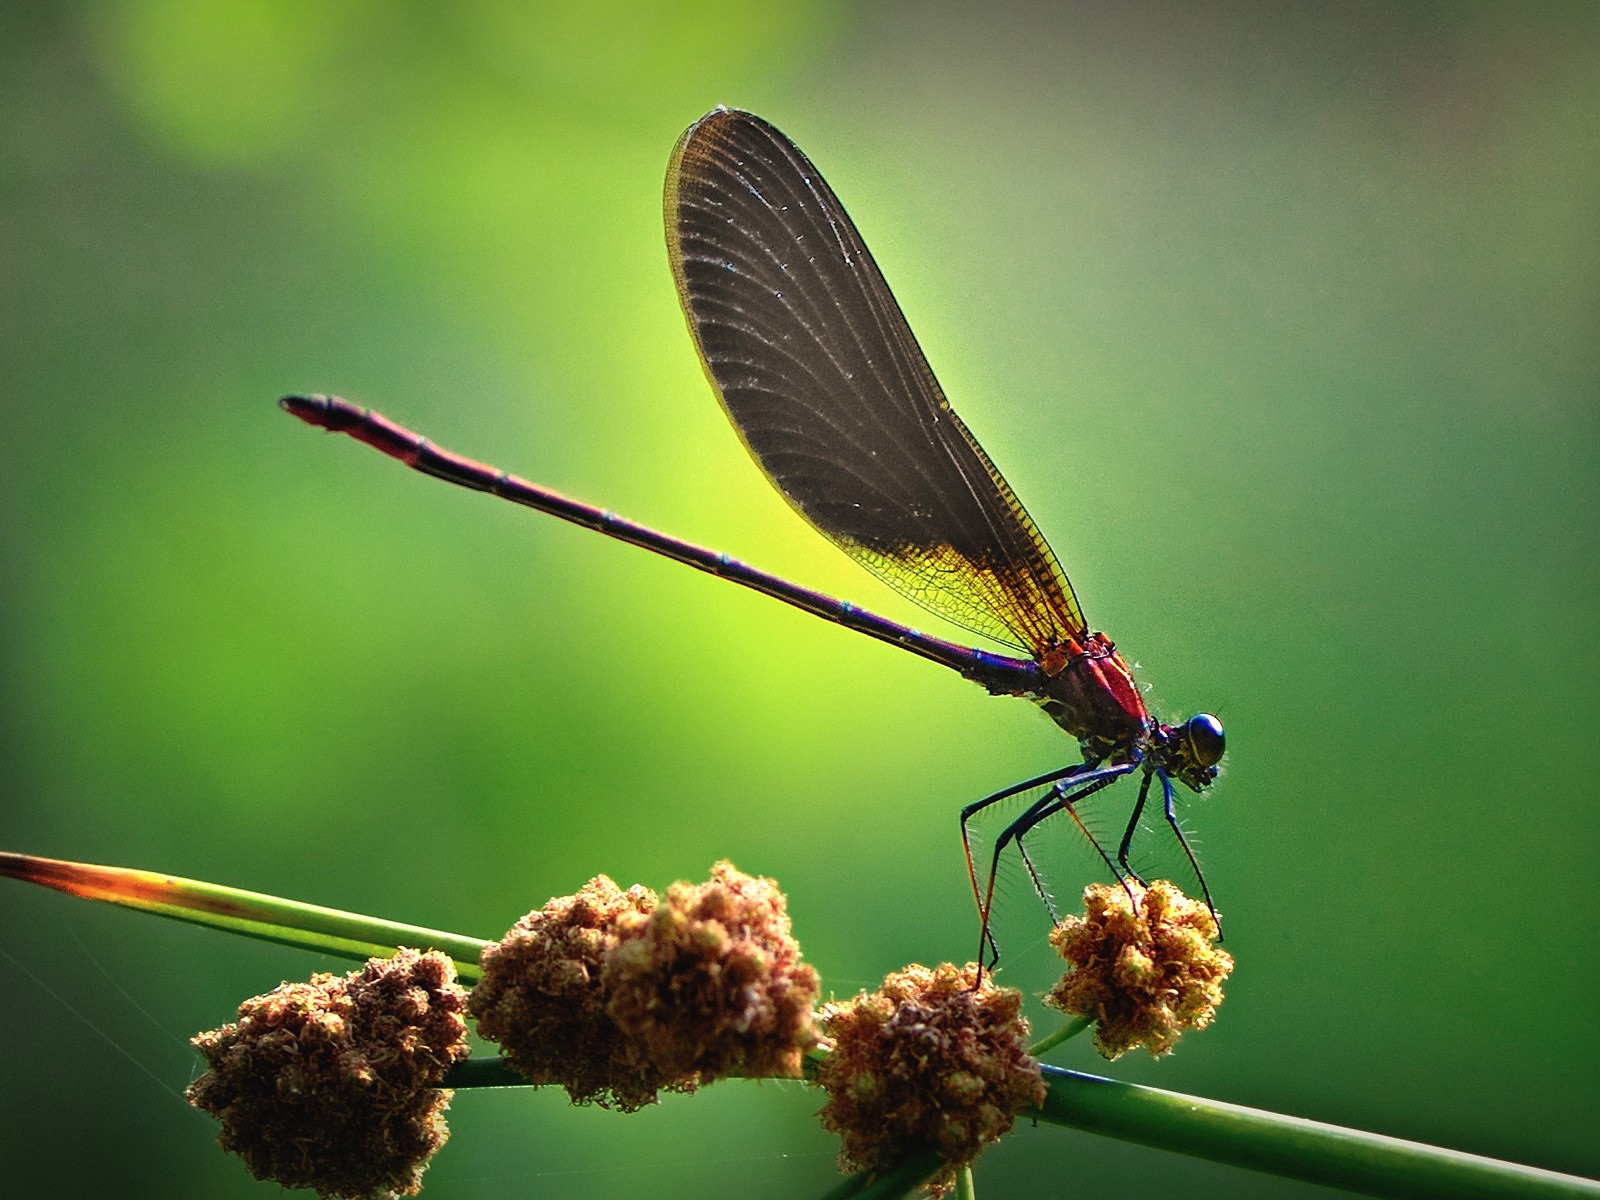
665;108;1084;656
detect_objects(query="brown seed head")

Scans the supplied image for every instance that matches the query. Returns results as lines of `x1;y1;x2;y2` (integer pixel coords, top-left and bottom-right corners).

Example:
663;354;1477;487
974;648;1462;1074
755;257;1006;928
815;962;1044;1196
470;874;667;1111
1044;879;1234;1059
185;948;470;1199
604;860;820;1085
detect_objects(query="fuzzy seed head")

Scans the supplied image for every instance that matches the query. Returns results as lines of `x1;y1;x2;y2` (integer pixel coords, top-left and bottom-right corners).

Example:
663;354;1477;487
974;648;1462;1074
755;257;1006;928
815;962;1044;1196
1045;879;1234;1059
185;948;470;1199
470;874;668;1111
604;860;820;1085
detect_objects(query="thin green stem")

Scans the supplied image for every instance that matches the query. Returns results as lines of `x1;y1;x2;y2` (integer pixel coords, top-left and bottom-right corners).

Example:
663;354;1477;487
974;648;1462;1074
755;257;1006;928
1035;1065;1599;1200
845;1151;945;1200
0;852;489;980
442;1058;526;1089
813;1151;943;1200
813;1168;875;1200
1028;1015;1092;1057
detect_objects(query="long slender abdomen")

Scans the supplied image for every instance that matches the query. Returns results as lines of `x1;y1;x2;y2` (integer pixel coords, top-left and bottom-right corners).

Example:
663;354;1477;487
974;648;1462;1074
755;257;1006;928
280;394;1048;697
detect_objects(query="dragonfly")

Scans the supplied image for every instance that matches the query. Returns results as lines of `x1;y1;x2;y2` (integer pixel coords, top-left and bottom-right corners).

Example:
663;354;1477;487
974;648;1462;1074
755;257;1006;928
283;107;1225;965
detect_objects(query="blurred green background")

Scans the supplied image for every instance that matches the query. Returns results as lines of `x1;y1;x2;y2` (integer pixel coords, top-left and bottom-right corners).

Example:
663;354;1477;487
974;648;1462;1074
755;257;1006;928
3;3;1596;1197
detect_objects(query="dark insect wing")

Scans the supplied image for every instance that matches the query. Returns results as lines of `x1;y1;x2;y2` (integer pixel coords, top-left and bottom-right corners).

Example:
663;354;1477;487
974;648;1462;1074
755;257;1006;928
665;108;1086;657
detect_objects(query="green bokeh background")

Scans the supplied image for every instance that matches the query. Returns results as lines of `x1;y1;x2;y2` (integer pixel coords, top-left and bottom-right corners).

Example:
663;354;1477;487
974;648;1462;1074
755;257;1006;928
3;3;1596;1198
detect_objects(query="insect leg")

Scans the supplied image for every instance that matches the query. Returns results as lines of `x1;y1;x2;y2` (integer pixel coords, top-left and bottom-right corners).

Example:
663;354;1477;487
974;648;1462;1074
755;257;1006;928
1159;770;1224;939
961;762;1094;958
971;761;1135;970
1116;767;1155;886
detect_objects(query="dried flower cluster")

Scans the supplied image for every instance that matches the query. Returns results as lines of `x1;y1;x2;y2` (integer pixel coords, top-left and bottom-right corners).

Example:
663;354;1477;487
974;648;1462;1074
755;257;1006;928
1045;879;1233;1059
186;948;470;1199
605;860;820;1084
470;874;666;1110
471;862;819;1110
815;962;1044;1196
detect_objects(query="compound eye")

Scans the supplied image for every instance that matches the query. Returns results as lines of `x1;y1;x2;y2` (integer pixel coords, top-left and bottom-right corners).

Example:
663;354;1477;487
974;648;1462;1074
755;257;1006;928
1185;713;1225;767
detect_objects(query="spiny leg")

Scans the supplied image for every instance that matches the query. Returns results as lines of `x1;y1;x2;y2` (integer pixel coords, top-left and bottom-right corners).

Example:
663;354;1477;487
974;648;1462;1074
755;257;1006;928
1006;767;1134;916
1116;767;1156;897
974;761;1135;970
961;762;1094;969
977;787;1069;973
999;765;1134;888
1160;770;1224;939
1014;837;1061;924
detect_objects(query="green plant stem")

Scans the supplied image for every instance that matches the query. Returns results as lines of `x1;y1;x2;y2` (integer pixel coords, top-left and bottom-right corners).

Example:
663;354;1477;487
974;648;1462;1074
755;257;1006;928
1028;1015;1092;1057
1036;1065;1599;1200
813;1168;875;1200
447;1057;1599;1199
0;852;489;980
814;1151;944;1200
442;1058;527;1089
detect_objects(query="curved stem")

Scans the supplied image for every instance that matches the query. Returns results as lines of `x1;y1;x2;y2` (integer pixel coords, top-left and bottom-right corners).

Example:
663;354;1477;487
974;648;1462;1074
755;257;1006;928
1028;1015;1092;1057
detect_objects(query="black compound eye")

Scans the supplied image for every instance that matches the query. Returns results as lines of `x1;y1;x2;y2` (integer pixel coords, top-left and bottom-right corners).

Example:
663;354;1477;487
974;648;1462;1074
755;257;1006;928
1184;713;1225;767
